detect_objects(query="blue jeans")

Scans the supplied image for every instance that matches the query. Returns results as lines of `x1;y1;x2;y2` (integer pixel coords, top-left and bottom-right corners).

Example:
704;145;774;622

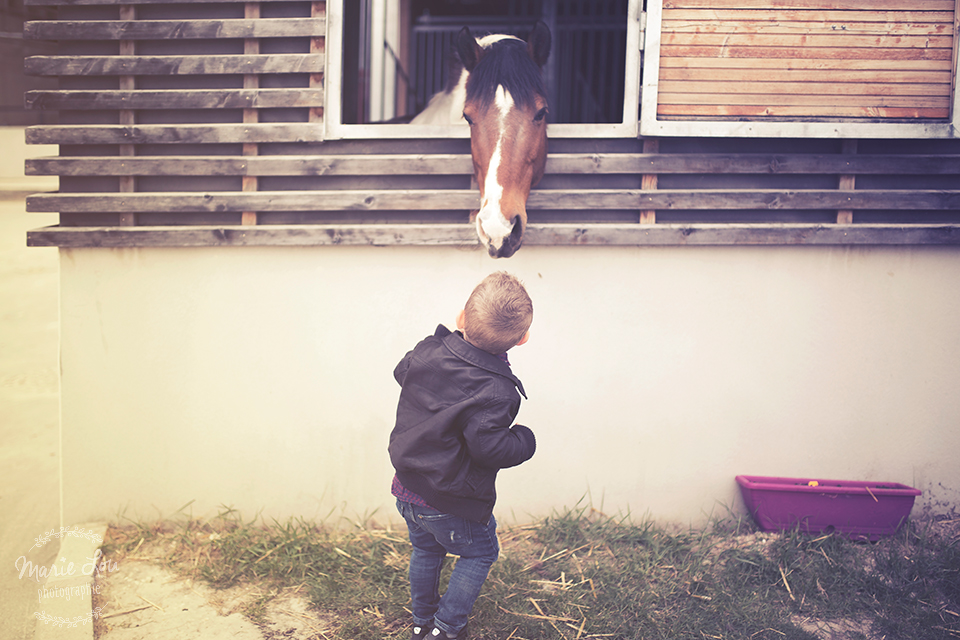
396;499;499;637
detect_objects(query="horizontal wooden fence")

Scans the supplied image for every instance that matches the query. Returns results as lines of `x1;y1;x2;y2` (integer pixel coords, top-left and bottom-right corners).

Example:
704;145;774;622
25;147;960;246
20;0;960;248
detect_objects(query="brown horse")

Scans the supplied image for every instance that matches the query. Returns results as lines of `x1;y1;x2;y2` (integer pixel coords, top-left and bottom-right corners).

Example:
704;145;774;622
412;23;551;258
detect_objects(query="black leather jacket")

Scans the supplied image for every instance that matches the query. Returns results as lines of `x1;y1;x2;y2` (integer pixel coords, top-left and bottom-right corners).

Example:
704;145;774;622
389;325;537;523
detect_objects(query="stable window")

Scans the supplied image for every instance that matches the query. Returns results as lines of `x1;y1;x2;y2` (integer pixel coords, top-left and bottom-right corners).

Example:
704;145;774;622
640;0;960;138
324;0;643;139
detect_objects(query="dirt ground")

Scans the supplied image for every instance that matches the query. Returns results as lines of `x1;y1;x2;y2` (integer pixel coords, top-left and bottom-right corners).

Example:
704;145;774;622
93;550;332;640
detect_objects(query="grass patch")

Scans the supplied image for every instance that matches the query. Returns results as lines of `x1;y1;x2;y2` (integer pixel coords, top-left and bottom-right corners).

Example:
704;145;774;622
98;504;960;640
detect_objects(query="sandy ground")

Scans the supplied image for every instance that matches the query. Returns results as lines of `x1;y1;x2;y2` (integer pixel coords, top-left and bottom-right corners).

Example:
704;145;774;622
92;557;330;640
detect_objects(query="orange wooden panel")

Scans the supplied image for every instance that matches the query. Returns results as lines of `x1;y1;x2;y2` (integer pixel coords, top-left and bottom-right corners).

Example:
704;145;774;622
663;9;955;23
656;104;950;118
662;33;954;49
663;0;954;10
660;68;952;84
662;20;955;37
658;93;950;107
660;46;952;60
659;57;954;71
658;81;952;96
656;1;956;120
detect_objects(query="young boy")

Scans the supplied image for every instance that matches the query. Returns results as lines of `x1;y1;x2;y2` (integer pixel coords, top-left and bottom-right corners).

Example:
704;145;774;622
389;271;537;640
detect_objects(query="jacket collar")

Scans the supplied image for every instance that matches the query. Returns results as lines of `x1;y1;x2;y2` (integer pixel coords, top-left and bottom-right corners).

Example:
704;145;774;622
435;324;527;399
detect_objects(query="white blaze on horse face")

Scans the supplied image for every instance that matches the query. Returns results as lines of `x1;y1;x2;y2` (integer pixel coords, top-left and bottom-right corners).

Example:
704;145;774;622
477;85;515;252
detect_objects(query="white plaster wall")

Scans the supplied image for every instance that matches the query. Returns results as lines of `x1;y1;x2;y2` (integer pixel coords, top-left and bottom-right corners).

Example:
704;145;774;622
59;244;960;527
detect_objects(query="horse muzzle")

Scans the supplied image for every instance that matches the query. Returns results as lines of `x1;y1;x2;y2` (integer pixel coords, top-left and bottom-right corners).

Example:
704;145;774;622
477;209;524;258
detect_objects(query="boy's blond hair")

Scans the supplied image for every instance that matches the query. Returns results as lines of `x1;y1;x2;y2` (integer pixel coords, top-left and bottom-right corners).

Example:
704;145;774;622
463;272;533;355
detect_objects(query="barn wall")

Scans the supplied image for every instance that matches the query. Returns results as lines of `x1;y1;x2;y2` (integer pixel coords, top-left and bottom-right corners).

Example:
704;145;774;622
23;0;960;529
59;244;960;527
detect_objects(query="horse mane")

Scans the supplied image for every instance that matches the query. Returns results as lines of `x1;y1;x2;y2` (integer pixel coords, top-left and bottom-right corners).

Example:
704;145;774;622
464;38;546;111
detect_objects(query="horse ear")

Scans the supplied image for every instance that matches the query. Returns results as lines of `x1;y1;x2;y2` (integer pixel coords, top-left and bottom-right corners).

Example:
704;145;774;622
457;26;482;72
527;21;551;68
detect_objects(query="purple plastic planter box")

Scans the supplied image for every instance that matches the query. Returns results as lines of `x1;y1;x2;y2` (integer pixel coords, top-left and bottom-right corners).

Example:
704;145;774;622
736;475;921;541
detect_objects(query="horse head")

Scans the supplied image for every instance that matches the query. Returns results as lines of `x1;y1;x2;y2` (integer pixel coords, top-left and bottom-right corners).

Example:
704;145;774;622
459;23;551;258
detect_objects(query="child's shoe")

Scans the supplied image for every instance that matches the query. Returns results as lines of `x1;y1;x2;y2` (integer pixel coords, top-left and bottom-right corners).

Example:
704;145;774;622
411;624;431;640
428;627;458;639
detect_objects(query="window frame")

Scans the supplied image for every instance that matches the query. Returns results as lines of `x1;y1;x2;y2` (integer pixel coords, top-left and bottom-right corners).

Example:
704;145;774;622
639;0;960;139
323;0;644;140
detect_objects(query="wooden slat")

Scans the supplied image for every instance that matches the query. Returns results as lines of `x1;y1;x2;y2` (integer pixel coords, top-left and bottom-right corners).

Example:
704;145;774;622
24;54;323;76
640;138;659;224
309;0;323;124
117;7;136;209
23;17;325;40
663;1;955;10
659;95;949;108
662;10;956;24
24;89;324;110
26;0;310;5
240;1;260;226
26;123;325;144
117;3;136;227
25;223;960;249
659;57;954;71
662;33;954;49
659;46;952;61
661;19;954;36
660;69;952;84
26;189;960;214
657;104;949;118
837;140;857;224
25;154;960;177
27;155;476;176
658;82;951;97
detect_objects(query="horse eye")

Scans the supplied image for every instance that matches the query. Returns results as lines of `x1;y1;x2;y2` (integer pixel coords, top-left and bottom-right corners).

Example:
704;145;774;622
462;112;474;125
534;108;548;123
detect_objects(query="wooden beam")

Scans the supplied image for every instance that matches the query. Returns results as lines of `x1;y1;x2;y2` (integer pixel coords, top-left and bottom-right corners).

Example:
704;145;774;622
659;69;953;84
26;0;303;5
25;153;960;177
25;123;326;145
309;0;324;124
24;54;324;77
23;17;325;40
661;18;955;37
118;4;136;227
241;1;260;226
659;57;954;71
837;140;858;225
657;104;949;118
662;10;956;24
662;0;955;10
26;189;960;214
26;223;960;249
661;33;954;49
24;89;325;110
640;139;658;224
659;46;952;61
